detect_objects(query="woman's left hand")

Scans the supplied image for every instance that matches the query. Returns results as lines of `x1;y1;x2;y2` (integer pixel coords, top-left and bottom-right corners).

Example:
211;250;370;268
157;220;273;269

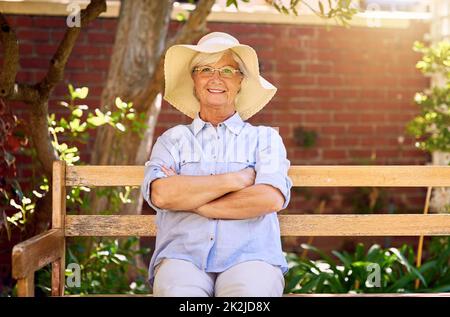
161;165;177;177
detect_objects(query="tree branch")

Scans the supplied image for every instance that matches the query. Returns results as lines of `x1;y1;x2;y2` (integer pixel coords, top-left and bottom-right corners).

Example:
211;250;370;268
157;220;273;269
0;14;20;99
38;0;107;98
146;0;216;102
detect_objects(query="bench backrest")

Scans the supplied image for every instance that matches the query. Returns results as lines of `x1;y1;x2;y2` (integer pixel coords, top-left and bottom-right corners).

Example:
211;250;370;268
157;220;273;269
57;162;450;237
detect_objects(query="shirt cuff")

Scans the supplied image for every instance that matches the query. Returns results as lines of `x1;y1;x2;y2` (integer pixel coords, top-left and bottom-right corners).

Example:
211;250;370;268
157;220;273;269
255;173;292;210
141;165;168;213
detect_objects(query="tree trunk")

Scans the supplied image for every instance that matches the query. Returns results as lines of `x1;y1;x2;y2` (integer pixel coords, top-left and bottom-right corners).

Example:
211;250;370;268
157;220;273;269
88;0;215;282
90;0;216;212
89;0;173;217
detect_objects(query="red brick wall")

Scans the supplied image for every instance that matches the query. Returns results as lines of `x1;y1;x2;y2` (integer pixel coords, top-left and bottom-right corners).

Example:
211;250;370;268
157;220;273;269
3;15;431;256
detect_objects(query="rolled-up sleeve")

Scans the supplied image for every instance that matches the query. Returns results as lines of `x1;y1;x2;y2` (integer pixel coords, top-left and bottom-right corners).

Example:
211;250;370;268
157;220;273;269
141;132;179;213
254;127;292;209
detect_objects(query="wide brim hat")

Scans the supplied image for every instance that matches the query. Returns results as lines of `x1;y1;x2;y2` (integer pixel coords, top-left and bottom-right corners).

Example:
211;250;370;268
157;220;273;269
163;32;277;121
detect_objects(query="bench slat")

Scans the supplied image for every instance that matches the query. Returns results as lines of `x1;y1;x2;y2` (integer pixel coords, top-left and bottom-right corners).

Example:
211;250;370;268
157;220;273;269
65;165;450;187
65;214;450;237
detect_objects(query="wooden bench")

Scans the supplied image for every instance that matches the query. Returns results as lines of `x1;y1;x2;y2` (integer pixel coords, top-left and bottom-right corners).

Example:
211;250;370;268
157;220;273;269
12;161;450;297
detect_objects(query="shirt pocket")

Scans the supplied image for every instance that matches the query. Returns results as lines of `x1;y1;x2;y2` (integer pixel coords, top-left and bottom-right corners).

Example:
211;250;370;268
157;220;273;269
225;157;256;173
179;151;203;176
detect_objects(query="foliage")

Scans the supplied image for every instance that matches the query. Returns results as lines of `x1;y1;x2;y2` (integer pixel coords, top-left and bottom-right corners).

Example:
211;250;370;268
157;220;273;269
0;99;29;240
406;41;450;153
4;85;147;234
2;85;150;296
284;237;450;294
178;0;359;26
36;237;150;295
293;126;318;148
269;0;359;25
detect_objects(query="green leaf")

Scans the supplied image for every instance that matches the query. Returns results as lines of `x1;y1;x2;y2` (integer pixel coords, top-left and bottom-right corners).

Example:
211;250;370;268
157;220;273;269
126;113;136;120
115;97;127;110
72;108;83;118
301;244;337;267
389;247;427;287
332;250;352;267
114;254;127;262
69;118;80;131
115;122;126;132
319;1;324;15
68;84;75;99
9;199;22;210
74;87;89;99
87;116;106;126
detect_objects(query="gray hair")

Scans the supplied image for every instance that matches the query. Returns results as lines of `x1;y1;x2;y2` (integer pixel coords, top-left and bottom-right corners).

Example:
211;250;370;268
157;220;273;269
190;49;247;77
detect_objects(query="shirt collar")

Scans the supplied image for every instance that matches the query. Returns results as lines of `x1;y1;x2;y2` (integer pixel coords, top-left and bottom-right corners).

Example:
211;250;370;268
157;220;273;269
191;111;245;136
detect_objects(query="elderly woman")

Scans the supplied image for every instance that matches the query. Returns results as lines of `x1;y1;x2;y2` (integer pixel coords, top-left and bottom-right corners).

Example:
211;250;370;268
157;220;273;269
142;32;292;297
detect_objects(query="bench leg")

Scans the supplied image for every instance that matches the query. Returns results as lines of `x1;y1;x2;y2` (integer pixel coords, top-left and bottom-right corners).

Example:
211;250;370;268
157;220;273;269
52;258;65;296
17;275;34;297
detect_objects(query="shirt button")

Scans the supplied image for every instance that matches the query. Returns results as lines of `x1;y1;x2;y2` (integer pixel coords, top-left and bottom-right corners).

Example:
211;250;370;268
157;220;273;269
210;236;214;241
218;124;222;127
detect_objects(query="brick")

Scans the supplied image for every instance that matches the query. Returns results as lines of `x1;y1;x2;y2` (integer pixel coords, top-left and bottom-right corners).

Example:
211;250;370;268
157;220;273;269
68;72;105;83
102;18;118;30
291;149;320;160
375;125;403;134
305;63;332;73
16;72;34;82
288;27;316;37
50;30;65;43
317;76;343;86
87;32;116;44
302;88;332;99
334;90;360;99
20;58;48;69
334;137;359;147
320;125;346;134
73;45;112;57
85;59;111;69
276;62;304;73
348;150;374;158
67;59;86;69
348;125;374;134
303;113;331;123
316;136;333;147
13;16;34;27
19;43;34;55
35;17;66;28
35;44;58;55
16;29;49;42
322;150;347;160
334;113;358;122
359;113;387;122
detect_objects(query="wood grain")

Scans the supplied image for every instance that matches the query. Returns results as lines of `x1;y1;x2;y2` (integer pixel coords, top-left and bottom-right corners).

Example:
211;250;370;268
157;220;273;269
16;275;34;297
12;229;64;279
65;165;450;187
51;160;66;297
65;214;450;237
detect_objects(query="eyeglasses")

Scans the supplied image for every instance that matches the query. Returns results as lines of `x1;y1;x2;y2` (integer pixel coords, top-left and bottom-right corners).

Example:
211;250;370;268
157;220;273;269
192;66;243;78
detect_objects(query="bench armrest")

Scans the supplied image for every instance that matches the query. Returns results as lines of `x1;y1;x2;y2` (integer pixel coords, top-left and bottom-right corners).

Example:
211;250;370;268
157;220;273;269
12;229;64;296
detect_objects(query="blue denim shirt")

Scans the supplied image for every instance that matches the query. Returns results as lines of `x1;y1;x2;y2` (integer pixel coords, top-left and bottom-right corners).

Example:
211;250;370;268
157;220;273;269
141;111;292;288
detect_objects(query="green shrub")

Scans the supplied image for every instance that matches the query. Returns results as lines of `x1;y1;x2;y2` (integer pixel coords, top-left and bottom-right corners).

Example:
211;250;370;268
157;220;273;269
284;237;450;294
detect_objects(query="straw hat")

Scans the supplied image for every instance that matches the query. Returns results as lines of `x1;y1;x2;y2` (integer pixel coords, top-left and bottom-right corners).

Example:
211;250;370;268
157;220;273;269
163;32;277;121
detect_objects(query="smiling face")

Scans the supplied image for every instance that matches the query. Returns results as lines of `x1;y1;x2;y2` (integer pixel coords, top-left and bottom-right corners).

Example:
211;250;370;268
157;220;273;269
191;51;243;114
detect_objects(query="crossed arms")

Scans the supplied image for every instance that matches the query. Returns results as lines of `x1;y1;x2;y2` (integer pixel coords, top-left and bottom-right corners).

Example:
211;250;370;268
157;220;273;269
149;166;285;220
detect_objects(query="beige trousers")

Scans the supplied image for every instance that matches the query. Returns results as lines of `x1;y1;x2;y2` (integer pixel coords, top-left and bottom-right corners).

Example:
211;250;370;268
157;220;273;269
153;258;285;297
